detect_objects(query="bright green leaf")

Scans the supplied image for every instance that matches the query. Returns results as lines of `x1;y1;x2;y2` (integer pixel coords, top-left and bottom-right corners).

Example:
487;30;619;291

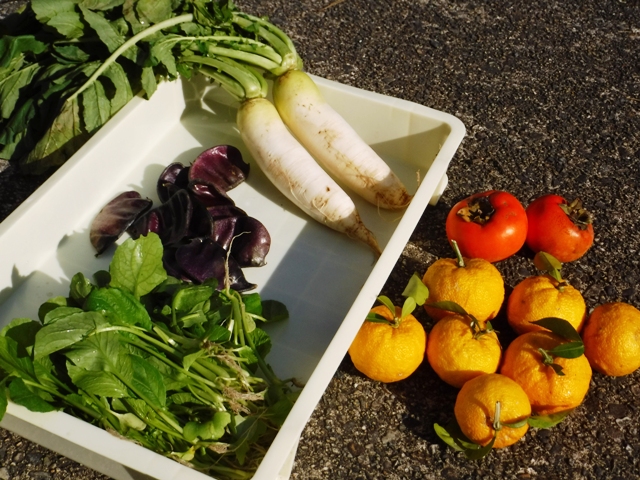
401;272;429;306
8;378;57;413
528;410;572;429
109;233;167;299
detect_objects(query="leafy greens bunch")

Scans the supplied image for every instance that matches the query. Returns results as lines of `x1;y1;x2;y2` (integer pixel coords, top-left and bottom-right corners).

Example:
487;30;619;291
0;232;296;480
0;0;301;173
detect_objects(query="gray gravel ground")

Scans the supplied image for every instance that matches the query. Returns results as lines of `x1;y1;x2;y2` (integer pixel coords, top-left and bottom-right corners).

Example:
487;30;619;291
1;0;640;479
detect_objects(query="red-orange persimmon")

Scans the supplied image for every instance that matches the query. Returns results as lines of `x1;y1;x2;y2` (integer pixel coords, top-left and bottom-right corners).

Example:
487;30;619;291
525;194;594;262
445;190;528;263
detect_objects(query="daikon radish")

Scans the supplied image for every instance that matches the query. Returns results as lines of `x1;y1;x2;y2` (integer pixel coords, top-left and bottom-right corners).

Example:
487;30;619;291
237;98;381;255
273;70;413;210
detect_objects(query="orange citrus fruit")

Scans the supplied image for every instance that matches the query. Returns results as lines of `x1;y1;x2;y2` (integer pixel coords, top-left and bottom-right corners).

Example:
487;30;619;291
582;302;640;377
348;305;427;383
507;274;587;335
426;314;502;388
500;331;592;415
454;373;531;449
422;256;505;322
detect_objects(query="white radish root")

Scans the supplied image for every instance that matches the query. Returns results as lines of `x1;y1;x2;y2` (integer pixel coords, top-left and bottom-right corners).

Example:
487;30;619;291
237;97;381;255
273;70;412;210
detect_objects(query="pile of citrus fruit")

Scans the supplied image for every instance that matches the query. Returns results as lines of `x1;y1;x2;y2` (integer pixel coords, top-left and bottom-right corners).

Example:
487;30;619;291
347;190;640;459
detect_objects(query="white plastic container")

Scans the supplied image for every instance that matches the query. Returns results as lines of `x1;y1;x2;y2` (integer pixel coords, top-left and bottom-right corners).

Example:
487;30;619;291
0;74;465;480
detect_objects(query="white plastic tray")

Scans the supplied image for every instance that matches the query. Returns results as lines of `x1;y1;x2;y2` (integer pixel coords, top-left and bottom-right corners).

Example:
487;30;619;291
0;74;464;480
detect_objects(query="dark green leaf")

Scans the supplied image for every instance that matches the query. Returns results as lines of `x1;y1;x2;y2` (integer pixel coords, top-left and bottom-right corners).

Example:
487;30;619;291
8;378;57;413
81;79;111;132
141;67;158;99
532;317;583;343
182;349;205;371
173;285;214;313
136;0;173;25
183;411;230;442
465;435;495;460
0;318;40;357
365;312;391;324
67;362;129;398
47;11;85;38
247;327;272;360
80;0;126;10
20;96;87;174
80;6;137;62
401;272;429;306
232;417;267;465
427;300;468;316
119;354;166;408
33;311;108;359
205;324;231;343
52;44;91;64
65;332;122;372
36;297;68;323
69;272;94;303
528;410;572;429
0;336;36;380
85;287;153;330
31;0;78;22
0;62;40;119
260;300;289;323
0;386;7;422
150;36;179;77
100;61;133;115
547;341;585;359
109;233;167;299
0;36;46;69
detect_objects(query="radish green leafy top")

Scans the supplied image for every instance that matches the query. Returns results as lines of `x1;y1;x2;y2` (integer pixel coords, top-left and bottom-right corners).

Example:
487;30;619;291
0;0;302;173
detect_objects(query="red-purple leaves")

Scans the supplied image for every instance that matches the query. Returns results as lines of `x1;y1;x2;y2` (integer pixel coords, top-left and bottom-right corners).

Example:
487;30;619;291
189;145;250;192
90;192;152;255
89;145;270;291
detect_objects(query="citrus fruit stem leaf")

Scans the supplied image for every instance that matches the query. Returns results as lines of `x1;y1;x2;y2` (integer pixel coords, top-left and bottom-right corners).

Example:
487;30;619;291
376;296;396;319
427;300;469;316
548;362;566;376
401;297;417;320
547;341;585;359
401;272;429;306
528;410;572;429
533;251;563;281
365;312;393;324
433;423;466;452
502;418;529;429
464;436;494;460
532;317;583;343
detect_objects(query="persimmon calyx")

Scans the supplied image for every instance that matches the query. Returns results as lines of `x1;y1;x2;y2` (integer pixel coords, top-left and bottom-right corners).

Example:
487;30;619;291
559;198;593;230
456;196;495;225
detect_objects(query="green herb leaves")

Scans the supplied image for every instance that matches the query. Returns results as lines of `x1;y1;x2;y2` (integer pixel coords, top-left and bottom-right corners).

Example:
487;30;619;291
0;233;295;479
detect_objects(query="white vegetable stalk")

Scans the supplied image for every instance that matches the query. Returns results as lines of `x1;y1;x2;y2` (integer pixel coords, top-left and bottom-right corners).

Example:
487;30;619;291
273;70;413;210
237;98;382;255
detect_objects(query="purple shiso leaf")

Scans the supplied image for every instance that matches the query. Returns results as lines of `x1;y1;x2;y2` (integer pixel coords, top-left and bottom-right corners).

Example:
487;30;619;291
188;180;235;209
174;237;256;291
189;145;250;192
157;162;190;203
188;199;214;239
211;216;238;251
207;204;247;221
229;216;271;268
90;191;152;255
127;190;193;246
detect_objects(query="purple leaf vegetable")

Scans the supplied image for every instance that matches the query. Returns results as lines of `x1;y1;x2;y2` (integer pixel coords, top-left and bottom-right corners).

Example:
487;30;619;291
90;191;152;255
229;216;271;268
157;162;190;203
174;237;256;291
189;145;249;192
128;189;193;246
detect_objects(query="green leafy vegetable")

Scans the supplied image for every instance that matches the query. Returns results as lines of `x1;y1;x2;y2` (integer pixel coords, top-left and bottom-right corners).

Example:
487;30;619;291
0;233;296;480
